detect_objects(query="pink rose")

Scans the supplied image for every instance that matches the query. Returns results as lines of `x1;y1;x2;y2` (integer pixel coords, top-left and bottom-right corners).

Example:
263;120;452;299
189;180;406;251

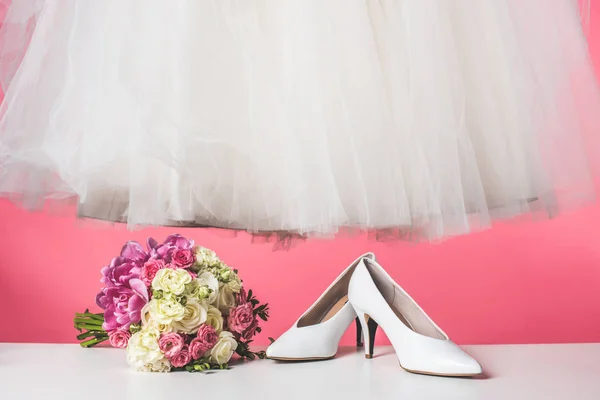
191;324;218;359
108;329;131;348
242;318;260;340
158;333;185;359
236;288;248;304
228;303;254;334
189;338;208;360
171;249;194;268
140;259;166;286
170;345;192;368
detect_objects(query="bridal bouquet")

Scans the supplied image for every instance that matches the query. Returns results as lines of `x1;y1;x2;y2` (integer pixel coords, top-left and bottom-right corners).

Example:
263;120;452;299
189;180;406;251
74;234;270;372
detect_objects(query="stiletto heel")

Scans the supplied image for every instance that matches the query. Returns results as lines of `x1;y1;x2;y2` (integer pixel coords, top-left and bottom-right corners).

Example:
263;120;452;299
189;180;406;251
353;307;379;359
365;314;378;359
267;253;375;361
355;317;363;347
349;259;482;377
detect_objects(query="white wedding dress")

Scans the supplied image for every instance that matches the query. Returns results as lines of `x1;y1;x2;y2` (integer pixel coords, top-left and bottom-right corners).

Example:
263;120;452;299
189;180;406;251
1;0;599;242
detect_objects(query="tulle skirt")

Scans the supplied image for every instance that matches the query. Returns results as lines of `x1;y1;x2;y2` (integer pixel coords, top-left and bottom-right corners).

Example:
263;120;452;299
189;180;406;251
1;0;599;242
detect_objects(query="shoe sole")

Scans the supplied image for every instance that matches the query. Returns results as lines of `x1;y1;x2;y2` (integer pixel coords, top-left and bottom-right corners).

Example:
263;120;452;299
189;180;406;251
402;367;481;378
269;355;480;377
399;361;481;378
266;354;336;362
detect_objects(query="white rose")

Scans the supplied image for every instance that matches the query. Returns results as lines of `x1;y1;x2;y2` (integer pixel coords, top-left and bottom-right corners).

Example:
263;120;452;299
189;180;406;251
152;268;192;295
227;274;242;293
148;297;186;325
205;305;224;333
140;302;152;327
172;299;207;334
185;279;212;301
219;267;233;282
140;302;174;333
210;331;238;365
196;272;219;304
127;327;170;372
148;357;171;373
128;358;171;373
128;356;171;373
195;247;220;267
215;283;236;315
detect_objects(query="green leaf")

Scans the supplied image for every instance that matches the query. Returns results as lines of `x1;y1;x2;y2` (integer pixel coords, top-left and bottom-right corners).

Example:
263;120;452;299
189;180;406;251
247;289;253;301
258;313;268;321
268;337;276;344
129;324;142;334
236;341;247;351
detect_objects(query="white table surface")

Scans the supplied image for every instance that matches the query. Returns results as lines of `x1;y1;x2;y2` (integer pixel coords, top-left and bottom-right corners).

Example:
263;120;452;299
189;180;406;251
1;343;599;400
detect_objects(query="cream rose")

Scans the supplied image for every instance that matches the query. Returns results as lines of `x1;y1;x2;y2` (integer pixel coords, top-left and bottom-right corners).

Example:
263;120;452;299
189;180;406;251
227;274;242;293
219;267;232;282
210;331;238;365
196;271;219;304
172;299;208;334
205;305;224;333
128;356;171;373
195;247;220;268
185;280;212;301
215;283;236;315
147;297;186;325
149;357;171;373
140;302;174;333
126;327;171;372
152;268;192;295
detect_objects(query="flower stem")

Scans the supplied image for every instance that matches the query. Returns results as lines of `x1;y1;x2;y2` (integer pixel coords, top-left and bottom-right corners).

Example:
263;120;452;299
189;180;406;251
73;318;104;327
74;310;108;348
80;337;108;348
74;323;105;332
75;313;104;322
74;326;104;332
76;331;97;340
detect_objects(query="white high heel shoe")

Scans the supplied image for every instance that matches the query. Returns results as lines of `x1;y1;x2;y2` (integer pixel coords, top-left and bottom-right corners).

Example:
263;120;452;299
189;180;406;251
349;258;483;377
266;253;375;361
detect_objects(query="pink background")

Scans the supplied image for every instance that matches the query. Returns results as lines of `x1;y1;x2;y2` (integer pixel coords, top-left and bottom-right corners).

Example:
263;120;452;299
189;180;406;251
1;3;600;347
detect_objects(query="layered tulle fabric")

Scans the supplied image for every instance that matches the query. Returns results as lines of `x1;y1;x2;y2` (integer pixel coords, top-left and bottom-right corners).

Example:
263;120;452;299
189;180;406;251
1;0;599;242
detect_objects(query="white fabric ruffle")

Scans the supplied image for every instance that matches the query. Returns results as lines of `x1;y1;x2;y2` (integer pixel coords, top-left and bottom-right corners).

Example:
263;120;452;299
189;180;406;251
1;0;599;242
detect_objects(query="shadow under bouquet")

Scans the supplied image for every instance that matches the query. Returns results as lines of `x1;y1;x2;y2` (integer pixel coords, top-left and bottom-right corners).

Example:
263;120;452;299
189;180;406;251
74;234;269;372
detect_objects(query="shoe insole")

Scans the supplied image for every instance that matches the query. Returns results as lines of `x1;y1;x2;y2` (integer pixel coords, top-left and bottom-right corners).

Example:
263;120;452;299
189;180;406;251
388;298;416;331
317;294;414;330
321;295;349;323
